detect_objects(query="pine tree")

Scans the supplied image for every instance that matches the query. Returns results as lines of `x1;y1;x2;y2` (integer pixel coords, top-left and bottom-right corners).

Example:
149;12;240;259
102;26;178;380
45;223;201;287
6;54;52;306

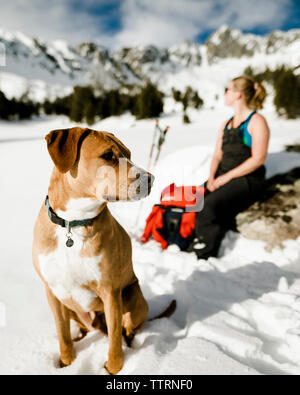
84;102;96;125
274;68;300;119
191;91;204;109
133;83;163;119
183;112;190;124
70;86;96;123
172;88;182;102
0;90;9;119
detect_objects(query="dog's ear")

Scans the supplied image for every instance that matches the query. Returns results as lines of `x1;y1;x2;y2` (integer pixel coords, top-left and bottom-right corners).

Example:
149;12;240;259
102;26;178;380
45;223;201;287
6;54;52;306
45;127;91;173
103;132;131;159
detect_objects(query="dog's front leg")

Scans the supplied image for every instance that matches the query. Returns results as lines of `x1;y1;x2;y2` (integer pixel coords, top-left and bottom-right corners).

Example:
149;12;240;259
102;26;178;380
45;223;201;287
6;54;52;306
46;286;75;367
102;288;123;375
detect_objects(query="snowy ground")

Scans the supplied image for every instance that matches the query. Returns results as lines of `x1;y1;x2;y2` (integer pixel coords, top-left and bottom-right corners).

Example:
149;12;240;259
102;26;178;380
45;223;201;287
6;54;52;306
0;107;300;375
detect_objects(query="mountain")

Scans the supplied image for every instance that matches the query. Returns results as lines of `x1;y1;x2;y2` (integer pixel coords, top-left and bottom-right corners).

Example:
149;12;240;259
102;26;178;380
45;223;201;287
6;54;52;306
0;25;299;107
206;25;300;62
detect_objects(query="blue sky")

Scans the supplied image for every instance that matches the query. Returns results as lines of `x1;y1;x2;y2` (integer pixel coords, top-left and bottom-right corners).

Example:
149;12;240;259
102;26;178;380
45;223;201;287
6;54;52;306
0;0;299;47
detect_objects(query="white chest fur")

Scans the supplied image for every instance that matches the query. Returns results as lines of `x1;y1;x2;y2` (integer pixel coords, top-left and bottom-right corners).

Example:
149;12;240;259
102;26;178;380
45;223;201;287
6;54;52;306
39;226;102;312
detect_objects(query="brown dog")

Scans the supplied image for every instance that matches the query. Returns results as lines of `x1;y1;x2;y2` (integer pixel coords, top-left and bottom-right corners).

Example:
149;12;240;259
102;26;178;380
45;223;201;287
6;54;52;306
32;127;160;374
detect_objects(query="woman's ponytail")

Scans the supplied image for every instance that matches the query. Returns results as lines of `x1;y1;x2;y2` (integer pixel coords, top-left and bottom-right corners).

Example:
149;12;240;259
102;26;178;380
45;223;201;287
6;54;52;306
250;82;267;110
232;76;267;110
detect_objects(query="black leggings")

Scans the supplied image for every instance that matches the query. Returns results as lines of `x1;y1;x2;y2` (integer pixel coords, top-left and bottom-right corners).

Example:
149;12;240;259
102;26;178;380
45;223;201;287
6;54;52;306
194;176;263;259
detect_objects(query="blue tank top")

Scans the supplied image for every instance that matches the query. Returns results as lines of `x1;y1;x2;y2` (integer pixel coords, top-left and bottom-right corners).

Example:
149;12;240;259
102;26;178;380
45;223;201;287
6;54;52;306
225;111;256;147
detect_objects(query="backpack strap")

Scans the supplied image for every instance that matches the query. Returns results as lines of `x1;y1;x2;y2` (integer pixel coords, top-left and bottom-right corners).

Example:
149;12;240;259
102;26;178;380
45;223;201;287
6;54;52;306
226;111;256;130
238;110;256;128
245;110;256;122
225;117;233;131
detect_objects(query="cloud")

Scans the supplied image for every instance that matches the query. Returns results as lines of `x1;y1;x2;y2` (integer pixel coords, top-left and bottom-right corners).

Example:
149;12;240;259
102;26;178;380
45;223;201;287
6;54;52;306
0;0;117;46
0;0;295;48
114;0;293;48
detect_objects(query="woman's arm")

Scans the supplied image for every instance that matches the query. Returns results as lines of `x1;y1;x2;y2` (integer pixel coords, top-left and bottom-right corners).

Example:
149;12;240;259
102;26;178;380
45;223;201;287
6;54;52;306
213;114;270;189
207;121;225;185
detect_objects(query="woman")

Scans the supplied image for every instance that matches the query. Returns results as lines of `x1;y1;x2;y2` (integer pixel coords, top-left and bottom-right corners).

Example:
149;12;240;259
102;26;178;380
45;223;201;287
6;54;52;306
191;76;270;260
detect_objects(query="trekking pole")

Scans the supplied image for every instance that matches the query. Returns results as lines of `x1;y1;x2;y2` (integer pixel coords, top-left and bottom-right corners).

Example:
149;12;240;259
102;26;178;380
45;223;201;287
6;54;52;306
153;125;170;168
135;120;163;230
147;120;159;171
135;121;170;231
135;120;159;230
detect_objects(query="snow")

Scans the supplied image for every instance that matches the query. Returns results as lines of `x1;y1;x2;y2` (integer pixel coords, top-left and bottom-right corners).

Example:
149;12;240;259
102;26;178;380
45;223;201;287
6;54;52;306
0;107;300;375
0;72;73;102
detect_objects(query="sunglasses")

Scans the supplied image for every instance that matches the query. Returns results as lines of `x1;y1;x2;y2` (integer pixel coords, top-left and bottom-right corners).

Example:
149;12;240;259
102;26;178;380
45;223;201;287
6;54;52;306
224;87;239;94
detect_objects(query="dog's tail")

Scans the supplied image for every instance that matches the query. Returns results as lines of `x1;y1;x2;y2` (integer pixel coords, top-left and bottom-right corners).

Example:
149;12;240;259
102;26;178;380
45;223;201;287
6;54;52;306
148;299;177;322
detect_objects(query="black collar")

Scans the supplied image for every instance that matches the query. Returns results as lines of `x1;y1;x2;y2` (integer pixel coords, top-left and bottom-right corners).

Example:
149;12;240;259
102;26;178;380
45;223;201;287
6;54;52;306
45;195;97;228
45;196;99;247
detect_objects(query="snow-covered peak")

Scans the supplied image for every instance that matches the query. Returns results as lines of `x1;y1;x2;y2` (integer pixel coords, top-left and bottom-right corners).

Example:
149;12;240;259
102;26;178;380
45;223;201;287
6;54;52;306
0;25;300;104
208;24;231;45
51;40;77;61
266;29;300;53
113;44;168;67
205;25;266;63
76;42;109;61
169;40;202;66
205;25;300;63
0;27;83;81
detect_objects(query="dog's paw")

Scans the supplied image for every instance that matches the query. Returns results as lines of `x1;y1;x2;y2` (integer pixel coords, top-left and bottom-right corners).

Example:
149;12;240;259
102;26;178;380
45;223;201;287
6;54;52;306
104;361;113;375
123;332;135;348
104;359;123;375
73;328;88;342
59;352;76;368
59;359;69;368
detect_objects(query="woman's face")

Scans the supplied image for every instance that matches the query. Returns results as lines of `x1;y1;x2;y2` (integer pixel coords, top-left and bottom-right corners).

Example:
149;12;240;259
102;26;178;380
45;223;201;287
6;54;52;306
224;81;240;107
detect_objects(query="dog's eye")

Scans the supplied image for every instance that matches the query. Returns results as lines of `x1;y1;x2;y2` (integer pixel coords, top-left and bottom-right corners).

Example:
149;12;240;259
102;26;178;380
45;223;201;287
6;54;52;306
101;151;114;161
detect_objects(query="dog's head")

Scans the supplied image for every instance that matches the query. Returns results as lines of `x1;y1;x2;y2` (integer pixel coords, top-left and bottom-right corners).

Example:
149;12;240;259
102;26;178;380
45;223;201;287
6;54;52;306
45;127;154;202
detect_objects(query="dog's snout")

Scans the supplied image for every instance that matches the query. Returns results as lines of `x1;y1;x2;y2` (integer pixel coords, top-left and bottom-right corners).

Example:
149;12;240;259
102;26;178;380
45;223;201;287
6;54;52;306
142;172;155;187
130;170;154;200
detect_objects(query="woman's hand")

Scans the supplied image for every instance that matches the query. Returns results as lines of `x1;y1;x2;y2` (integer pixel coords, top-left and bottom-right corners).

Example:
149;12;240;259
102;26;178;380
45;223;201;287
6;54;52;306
206;172;233;192
207;173;232;192
206;177;216;192
213;173;233;190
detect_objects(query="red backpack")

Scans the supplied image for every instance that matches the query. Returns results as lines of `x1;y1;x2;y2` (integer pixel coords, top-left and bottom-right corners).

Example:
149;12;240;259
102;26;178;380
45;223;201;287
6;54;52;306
141;183;205;250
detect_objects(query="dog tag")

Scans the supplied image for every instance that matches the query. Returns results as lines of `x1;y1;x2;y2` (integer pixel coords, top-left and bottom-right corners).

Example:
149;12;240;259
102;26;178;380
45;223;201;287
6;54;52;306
66;237;74;248
65;221;74;247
